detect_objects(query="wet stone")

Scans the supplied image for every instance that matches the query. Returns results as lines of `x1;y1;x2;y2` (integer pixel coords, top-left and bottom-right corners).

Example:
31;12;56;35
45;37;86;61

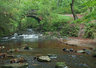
76;50;85;53
37;56;51;62
0;46;5;49
48;54;57;59
7;49;15;53
0;53;7;59
85;50;91;55
63;48;66;51
69;48;74;52
23;46;33;50
10;57;26;63
63;48;70;52
55;62;68;68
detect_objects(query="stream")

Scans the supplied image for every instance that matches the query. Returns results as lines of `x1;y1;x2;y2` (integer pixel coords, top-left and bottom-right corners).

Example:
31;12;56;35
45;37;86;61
0;29;96;68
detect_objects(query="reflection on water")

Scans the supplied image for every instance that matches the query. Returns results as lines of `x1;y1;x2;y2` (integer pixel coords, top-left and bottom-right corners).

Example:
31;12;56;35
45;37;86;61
0;29;96;68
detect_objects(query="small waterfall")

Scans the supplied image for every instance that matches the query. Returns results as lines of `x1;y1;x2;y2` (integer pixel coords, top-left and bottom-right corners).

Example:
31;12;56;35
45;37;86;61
0;28;43;42
10;28;43;42
19;34;38;39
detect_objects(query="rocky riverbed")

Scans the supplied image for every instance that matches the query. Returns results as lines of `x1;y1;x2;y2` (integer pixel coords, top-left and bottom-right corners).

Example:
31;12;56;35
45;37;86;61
0;29;96;68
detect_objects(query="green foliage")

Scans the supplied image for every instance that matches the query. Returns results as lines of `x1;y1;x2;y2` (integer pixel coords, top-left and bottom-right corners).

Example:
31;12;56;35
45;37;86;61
84;23;96;39
37;14;72;32
0;0;96;38
60;23;79;37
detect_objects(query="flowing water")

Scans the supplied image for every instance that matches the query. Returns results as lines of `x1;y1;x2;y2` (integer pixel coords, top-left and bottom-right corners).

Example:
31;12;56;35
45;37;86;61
0;29;96;68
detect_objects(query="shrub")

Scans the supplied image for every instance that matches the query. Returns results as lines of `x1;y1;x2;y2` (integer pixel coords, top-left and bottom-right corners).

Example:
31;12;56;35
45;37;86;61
84;23;96;39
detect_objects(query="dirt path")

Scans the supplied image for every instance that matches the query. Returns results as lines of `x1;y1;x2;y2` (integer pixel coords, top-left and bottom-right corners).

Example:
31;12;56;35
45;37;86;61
64;14;83;18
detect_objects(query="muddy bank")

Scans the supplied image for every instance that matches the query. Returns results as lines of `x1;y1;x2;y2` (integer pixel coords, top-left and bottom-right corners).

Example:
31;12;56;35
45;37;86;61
58;37;96;48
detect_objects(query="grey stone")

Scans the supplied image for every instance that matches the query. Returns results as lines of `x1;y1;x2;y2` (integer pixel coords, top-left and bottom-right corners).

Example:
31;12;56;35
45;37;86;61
76;50;85;53
37;56;51;62
48;54;57;59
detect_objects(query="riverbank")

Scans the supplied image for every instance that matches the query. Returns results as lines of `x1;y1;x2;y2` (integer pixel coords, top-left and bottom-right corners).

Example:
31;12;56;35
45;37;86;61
58;37;96;48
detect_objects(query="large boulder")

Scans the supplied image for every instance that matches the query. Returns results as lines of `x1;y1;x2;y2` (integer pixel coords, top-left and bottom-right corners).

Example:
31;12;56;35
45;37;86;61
55;62;68;68
37;56;51;62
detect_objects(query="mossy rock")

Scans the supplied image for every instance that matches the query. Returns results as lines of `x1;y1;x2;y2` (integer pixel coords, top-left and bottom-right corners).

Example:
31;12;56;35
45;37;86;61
1;63;28;68
55;62;68;68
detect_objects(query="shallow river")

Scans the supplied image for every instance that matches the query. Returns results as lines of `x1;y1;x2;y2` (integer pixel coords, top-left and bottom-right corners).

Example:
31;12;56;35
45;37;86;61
0;29;96;68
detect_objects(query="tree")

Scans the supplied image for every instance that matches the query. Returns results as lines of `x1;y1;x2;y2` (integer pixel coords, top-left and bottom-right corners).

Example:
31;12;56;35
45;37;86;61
70;0;78;20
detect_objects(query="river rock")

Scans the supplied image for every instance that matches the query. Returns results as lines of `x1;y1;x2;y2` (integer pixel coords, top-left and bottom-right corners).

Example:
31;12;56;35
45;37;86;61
10;57;26;63
23;46;32;50
48;54;57;59
63;48;67;51
77;49;91;54
69;48;74;52
0;53;7;58
0;46;5;50
7;49;16;53
83;48;86;51
63;48;70;52
55;62;68;68
84;50;91;54
76;50;85;53
1;63;28;68
37;56;51;62
7;55;15;58
7;49;15;53
7;48;20;53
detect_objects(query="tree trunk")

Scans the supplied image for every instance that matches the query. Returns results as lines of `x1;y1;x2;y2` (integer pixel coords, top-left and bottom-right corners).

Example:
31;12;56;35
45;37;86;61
70;0;78;20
